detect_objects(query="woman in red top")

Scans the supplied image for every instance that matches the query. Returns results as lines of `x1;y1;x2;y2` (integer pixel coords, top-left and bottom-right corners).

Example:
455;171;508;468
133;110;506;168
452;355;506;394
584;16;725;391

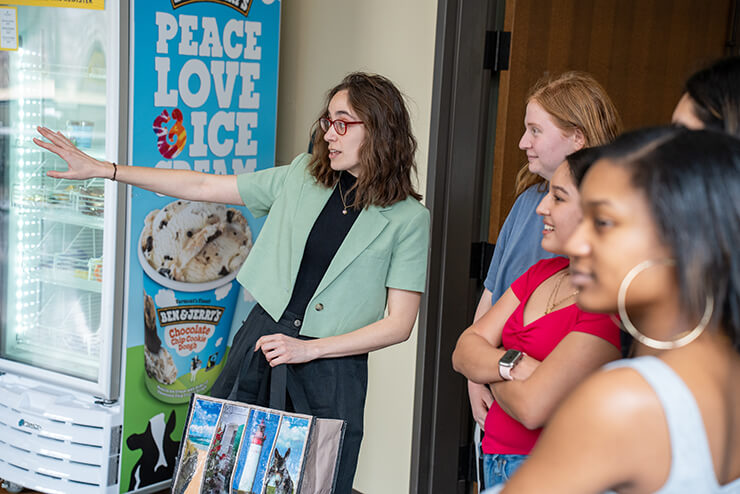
452;148;621;487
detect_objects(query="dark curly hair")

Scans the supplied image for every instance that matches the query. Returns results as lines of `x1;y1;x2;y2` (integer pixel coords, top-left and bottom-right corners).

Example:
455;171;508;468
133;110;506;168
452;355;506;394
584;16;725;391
308;72;422;208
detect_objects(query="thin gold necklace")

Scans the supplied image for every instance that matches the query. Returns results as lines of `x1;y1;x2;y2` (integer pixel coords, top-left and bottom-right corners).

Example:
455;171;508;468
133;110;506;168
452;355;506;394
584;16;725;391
545;270;579;314
337;180;350;215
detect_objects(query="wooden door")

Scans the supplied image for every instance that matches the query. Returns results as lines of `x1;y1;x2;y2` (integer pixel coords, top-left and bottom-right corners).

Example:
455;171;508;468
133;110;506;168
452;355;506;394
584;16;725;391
489;0;733;241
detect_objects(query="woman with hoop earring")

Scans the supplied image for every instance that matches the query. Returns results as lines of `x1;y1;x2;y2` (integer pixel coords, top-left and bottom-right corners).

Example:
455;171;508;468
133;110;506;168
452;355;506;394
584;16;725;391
488;127;740;493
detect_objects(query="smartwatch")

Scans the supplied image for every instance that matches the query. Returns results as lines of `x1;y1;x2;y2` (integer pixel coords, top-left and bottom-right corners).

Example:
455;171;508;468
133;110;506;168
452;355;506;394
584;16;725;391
499;349;523;381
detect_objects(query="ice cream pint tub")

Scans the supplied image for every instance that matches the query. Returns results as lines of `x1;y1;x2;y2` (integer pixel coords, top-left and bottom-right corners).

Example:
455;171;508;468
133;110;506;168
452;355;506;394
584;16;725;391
138;200;253;404
66;120;94;149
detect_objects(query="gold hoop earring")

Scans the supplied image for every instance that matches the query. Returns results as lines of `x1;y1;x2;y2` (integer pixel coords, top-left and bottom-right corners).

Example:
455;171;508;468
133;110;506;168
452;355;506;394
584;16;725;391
617;259;713;350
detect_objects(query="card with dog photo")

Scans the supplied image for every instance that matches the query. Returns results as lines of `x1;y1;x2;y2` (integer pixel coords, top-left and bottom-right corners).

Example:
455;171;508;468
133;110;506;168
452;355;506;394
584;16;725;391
261;414;312;494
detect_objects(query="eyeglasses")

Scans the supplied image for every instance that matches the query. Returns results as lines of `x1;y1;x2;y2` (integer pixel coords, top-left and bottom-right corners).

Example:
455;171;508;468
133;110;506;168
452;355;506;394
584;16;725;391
319;117;363;136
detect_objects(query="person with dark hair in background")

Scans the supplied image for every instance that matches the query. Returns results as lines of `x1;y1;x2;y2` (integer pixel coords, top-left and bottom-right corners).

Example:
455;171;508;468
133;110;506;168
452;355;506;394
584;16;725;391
489;127;740;493
35;72;430;493
672;56;740;136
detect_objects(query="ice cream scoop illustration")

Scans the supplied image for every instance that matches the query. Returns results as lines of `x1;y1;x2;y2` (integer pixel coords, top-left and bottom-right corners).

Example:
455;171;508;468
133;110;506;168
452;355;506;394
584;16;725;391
141;201;252;283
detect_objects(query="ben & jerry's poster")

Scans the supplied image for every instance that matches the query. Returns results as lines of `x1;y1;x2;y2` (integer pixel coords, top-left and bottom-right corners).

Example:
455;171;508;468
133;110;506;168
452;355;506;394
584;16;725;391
121;0;280;490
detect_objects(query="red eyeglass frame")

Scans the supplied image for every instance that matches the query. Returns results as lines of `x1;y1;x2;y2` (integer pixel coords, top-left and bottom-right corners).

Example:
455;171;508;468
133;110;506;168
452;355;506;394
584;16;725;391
319;117;364;136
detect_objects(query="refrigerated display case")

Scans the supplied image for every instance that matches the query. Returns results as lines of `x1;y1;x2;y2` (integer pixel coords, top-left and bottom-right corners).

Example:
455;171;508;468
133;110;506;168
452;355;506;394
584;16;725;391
0;3;125;493
0;1;121;398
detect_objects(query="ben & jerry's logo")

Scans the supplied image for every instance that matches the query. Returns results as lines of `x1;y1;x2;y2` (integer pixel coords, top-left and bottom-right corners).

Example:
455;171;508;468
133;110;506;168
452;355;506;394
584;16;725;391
170;0;253;17
157;305;225;326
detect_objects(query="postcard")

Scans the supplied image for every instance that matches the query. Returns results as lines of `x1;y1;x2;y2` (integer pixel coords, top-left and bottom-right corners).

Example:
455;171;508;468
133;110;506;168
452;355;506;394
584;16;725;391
172;397;223;494
261;414;312;494
231;408;281;494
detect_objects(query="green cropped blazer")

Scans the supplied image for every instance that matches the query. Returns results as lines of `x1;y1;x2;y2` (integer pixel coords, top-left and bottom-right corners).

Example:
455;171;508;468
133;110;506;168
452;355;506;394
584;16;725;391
235;153;430;338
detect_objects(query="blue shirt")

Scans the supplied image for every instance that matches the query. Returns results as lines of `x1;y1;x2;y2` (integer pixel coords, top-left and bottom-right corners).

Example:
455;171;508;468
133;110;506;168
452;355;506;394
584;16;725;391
483;185;556;303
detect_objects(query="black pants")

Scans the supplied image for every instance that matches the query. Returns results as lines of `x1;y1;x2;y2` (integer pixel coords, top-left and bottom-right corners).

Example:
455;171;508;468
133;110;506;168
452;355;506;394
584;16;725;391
211;304;368;494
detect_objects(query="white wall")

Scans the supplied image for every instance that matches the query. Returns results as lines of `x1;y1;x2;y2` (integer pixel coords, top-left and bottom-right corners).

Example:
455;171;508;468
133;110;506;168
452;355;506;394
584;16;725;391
274;1;438;492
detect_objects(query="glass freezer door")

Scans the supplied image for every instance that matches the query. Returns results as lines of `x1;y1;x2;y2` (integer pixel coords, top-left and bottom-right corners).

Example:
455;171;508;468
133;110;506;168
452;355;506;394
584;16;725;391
0;4;122;398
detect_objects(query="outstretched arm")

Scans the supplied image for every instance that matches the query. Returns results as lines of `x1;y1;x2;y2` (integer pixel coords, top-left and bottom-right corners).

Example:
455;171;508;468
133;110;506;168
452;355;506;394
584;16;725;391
255;287;422;364
34;126;243;205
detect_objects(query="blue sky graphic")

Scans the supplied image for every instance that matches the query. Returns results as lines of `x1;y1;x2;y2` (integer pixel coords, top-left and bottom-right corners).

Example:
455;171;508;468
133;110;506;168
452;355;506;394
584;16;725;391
271;415;311;484
187;399;223;449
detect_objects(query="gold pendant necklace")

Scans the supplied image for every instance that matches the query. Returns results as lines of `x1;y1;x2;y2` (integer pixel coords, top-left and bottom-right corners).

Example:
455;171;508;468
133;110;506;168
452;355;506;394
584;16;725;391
337;180;350;215
545;270;580;314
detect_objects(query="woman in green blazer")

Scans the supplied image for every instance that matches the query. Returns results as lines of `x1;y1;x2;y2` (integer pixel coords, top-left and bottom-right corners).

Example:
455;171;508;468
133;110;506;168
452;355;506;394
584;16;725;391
35;72;430;493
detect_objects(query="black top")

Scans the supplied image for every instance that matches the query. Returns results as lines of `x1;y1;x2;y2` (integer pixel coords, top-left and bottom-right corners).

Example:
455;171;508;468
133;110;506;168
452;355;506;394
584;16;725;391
285;172;360;317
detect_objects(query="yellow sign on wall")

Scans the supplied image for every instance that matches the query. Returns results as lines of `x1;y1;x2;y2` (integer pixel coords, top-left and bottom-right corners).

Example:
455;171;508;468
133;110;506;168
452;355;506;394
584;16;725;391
1;0;104;9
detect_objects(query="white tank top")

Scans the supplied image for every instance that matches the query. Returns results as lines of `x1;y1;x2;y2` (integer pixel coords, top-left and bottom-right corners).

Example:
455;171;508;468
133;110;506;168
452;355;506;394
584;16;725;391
483;356;740;493
603;356;740;493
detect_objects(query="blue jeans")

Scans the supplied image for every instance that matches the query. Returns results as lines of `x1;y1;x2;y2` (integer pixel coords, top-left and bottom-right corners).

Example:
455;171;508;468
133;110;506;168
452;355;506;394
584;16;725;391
482;453;528;488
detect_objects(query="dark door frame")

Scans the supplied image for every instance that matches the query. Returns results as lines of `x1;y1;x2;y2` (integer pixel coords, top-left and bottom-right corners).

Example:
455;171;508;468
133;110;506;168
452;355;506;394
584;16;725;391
411;1;499;492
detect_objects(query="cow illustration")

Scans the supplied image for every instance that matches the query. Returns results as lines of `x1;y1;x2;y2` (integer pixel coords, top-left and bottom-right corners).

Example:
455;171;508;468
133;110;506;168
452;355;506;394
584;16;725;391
126;410;180;490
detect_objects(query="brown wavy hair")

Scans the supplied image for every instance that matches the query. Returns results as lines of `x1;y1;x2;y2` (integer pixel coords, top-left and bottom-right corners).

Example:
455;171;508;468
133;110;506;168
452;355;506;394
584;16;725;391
515;71;622;196
309;72;422;208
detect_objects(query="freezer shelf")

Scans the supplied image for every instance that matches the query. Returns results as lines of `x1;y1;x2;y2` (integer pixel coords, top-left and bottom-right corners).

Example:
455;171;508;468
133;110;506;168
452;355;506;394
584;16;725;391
12;181;105;289
12;181;105;229
33;227;102;284
5;209;104;381
8;283;102;382
38;258;103;293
